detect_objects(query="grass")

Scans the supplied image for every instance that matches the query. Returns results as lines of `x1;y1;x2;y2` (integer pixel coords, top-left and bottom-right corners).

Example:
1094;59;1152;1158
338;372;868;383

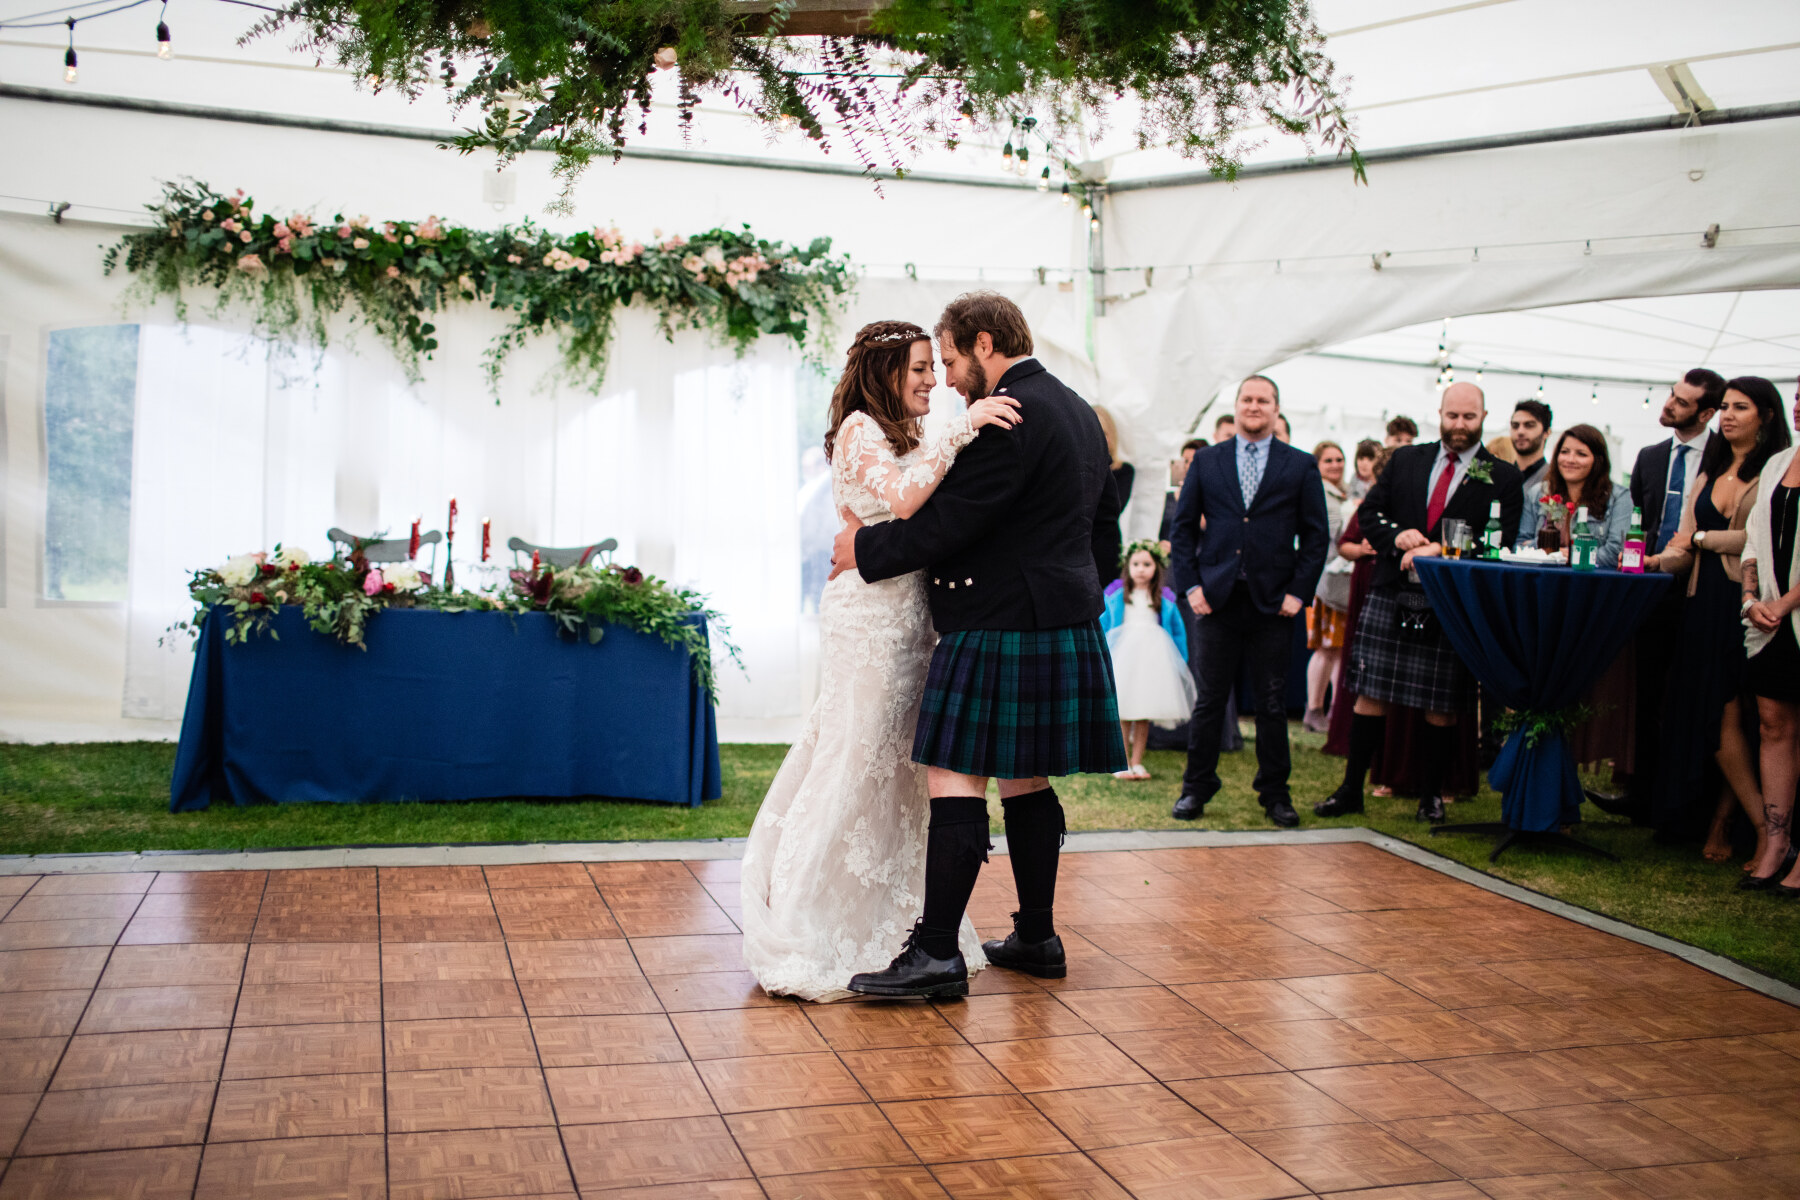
4;731;1797;986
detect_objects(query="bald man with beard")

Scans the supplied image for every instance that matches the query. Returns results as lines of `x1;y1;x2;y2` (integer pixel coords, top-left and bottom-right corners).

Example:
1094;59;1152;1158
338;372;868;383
1314;383;1524;824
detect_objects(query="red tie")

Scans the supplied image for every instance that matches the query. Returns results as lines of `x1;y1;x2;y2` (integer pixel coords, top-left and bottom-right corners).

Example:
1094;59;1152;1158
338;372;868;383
1425;452;1459;533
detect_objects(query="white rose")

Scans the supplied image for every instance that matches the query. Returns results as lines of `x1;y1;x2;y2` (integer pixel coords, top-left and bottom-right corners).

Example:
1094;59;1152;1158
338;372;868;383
272;546;311;568
385;563;424;592
219;554;260;586
703;246;726;271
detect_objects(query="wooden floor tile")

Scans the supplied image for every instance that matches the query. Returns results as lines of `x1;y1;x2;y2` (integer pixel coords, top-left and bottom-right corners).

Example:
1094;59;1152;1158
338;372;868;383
386;1065;553;1133
977;1033;1154;1092
1173;1071;1362;1132
0;918;128;951
1644;1036;1800;1094
547;1060;717;1123
383;980;527;1022
1634;1089;1800;1156
1425;1051;1620;1112
498;912;627;941
1278;973;1442;1019
1029;1081;1218;1148
0;1090;35;1155
1456;1001;1652;1052
0;1145;201;1199
0;1036;66;1094
672;1006;829;1060
691;1050;867;1115
119;915;260;946
194;1133;385;1200
19;1080;215;1154
1298;1062;1492;1123
263;868;376;893
146;871;266;895
934;992;1093;1044
561;1114;750;1191
98;943;247;990
1318;1184;1494;1200
50;1029;228;1090
504;938;639;981
598;1182;760;1199
929;1151;1133;1199
1174;980;1335;1026
379;890;495;918
234;983;381;1027
646;970;784;1012
385;1016;538;1072
609;906;739;938
483;863;596;890
4;893;144;923
1235;1018;1409;1070
253;914;381;944
77;984;240;1034
766;1164;949;1198
806;1002;963;1051
882;1093;1075;1164
626;934;746;977
1510;1101;1728;1169
0;877;39;897
1377;965;1551;1010
1054;985;1219;1034
381;941;513;983
388;1125;574;1200
1240;1121;1457;1192
1088;1131;1307;1199
0;946;111;993
1105;1027;1282;1081
27;874;155;896
0;990;90;1039
224;1021;385;1079
516;976;661;1018
208;1072;385;1141
728;1102;917;1175
841;1044;1016;1103
1382;1111;1595;1178
243;943;380;987
531;1013;688;1067
1347;1010;1522;1059
379;916;505;944
1614;1156;1799;1200
379;866;488;892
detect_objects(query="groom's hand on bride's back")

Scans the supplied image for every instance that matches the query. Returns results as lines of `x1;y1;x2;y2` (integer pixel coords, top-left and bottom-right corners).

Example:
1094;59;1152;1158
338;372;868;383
829;508;865;580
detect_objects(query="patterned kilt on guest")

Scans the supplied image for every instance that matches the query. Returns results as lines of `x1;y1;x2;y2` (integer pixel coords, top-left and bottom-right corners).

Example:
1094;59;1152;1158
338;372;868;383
915;620;1127;778
1349;585;1475;713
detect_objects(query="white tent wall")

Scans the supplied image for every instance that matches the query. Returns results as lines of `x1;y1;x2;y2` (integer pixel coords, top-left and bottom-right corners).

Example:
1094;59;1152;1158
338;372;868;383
1096;117;1800;539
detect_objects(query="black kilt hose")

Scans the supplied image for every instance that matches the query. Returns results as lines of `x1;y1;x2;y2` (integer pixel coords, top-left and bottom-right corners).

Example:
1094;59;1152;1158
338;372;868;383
1349;584;1475;714
914;620;1126;779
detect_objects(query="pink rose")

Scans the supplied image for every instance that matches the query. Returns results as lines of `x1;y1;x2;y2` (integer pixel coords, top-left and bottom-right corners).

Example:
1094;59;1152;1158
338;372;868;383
240;230;253;243
272;222;291;238
277;236;293;253
353;237;369;250
385;265;400;278
363;568;385;595
236;254;265;273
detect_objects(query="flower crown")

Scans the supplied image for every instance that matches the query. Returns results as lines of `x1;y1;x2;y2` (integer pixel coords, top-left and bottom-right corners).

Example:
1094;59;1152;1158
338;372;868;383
1120;538;1168;569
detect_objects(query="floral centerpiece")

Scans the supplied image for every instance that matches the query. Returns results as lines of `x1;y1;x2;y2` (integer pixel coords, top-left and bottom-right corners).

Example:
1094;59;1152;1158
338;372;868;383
1536;491;1576;550
172;543;737;697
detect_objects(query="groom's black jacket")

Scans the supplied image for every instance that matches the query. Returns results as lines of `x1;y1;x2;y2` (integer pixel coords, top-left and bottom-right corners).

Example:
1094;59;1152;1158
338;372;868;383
855;358;1119;632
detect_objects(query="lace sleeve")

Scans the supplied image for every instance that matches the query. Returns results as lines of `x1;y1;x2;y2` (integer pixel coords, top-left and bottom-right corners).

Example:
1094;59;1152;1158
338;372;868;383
842;409;976;520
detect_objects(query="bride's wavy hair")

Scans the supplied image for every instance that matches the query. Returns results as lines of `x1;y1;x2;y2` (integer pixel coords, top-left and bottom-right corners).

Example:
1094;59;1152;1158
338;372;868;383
823;320;930;461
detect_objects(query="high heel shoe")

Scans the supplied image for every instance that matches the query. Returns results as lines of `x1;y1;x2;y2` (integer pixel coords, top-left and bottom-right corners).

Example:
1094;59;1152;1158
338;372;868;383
1738;847;1799;891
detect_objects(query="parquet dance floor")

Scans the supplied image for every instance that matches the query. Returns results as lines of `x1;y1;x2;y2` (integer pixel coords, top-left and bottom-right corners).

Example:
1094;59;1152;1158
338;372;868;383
1;843;1797;1198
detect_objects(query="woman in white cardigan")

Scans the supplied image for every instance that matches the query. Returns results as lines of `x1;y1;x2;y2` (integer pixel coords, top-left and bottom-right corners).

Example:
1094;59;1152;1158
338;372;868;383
1740;383;1800;897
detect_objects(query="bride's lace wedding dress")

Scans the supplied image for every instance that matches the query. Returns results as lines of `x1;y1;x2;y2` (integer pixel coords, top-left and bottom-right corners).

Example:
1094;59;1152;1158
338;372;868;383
741;408;988;1001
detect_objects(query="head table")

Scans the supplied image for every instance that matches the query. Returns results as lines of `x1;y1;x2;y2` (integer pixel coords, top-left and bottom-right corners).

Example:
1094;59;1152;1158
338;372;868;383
1411;556;1671;858
170;606;722;811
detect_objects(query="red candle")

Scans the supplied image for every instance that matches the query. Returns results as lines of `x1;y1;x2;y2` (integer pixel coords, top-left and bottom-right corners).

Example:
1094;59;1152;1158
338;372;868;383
447;497;457;541
481;519;491;562
531;549;541;572
408;518;421;560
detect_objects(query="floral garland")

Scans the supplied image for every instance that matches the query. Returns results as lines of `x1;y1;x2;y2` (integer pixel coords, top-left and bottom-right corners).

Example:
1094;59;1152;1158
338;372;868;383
104;181;854;395
172;546;739;699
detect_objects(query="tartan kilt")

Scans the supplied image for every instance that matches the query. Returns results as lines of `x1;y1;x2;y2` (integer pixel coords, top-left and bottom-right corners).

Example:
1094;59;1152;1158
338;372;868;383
915;620;1128;779
1349;586;1474;714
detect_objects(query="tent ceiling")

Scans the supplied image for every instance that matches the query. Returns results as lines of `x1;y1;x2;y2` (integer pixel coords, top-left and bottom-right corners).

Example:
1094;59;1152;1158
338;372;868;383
2;0;1795;191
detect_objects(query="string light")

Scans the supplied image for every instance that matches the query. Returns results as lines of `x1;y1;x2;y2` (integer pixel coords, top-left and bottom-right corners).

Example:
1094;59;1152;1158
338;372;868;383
1037;166;1050;193
156;0;171;59
1535;378;1546;401
63;17;77;84
1001;140;1014;169
1643;385;1654;408
1060;182;1070;206
1016;144;1029;177
1591;383;1600;405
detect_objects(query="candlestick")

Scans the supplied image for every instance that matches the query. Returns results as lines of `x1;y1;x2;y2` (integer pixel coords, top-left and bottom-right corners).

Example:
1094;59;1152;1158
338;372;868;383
447;497;457;541
531;549;541;572
408;518;421;560
481;519;491;563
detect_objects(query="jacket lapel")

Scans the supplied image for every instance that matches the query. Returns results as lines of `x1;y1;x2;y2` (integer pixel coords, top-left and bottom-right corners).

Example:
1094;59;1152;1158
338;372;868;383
1219;442;1246;515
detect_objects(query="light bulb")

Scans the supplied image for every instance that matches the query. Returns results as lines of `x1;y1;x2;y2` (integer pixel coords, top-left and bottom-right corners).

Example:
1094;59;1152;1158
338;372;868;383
63;50;77;84
1060;183;1070;206
1089;216;1100;231
156;21;172;59
775;113;795;134
1037;167;1050;193
1002;141;1014;167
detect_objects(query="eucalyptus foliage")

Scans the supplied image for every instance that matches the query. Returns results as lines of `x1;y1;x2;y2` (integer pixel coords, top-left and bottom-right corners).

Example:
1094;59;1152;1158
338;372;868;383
104;180;854;395
244;1;1360;189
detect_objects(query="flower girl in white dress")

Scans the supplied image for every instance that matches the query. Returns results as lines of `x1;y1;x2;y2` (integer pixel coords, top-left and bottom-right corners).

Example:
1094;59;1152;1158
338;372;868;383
740;321;1020;1001
1100;541;1198;779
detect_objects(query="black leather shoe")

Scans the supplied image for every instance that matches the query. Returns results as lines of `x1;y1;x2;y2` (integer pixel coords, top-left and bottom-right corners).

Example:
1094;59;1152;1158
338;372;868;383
1740;847;1800;891
1313;789;1365;817
1264;798;1300;828
1416;795;1447;823
1583;788;1636;817
848;925;968;999
1172;794;1206;821
982;920;1067;979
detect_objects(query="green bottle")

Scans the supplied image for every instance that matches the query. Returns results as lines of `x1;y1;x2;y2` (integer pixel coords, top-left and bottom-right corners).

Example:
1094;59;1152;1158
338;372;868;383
1482;500;1505;560
1571;505;1598;572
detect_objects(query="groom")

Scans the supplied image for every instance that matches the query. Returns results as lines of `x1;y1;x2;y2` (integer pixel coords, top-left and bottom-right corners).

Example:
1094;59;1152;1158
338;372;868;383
830;292;1128;998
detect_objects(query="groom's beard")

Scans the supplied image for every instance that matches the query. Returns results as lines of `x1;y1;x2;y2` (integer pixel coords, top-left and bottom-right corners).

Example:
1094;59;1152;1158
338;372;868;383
962;358;990;402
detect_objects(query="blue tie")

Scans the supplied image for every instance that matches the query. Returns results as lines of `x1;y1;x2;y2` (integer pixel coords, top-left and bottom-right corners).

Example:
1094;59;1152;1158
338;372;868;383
1239;441;1264;510
1654;444;1688;553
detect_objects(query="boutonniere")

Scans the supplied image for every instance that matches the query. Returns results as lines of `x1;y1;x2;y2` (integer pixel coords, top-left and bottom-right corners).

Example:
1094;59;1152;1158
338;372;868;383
1464;458;1493;485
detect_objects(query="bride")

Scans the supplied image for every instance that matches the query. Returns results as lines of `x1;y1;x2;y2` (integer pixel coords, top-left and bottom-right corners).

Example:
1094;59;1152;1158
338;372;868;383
740;320;1020;1001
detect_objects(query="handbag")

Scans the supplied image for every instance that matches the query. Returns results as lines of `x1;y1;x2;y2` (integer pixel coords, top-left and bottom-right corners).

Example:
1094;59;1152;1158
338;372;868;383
1315;555;1353;611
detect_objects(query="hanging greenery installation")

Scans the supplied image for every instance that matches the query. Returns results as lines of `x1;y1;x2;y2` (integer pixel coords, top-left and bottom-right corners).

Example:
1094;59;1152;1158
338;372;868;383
102;180;855;394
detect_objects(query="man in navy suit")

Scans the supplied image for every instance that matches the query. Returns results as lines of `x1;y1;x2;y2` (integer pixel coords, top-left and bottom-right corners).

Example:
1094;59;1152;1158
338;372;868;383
1169;376;1330;827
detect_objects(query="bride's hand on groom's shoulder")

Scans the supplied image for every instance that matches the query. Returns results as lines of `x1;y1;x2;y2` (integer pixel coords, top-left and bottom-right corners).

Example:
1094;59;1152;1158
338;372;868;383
829;508;865;580
968;396;1022;432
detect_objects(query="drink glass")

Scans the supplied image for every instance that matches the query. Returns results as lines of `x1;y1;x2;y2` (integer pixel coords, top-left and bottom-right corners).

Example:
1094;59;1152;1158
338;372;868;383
1441;519;1468;559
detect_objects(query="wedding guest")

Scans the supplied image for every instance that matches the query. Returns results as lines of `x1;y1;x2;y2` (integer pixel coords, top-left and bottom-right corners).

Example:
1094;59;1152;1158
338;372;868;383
1305;441;1352;733
1385;416;1418;447
1655;377;1786;872
1158;438;1243;756
1275;413;1293;444
1510;399;1554;490
1159;438;1208;551
1611;369;1726;824
1515;424;1631;566
1742;381;1800;896
1103;542;1196;780
1213;414;1236;443
1317;383;1522;823
1348;438;1382;500
1170;374;1330;827
1091;405;1131;589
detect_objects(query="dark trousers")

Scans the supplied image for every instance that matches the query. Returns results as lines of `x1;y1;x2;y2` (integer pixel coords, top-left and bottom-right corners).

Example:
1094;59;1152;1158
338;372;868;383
1184;587;1295;805
1630;589;1683;818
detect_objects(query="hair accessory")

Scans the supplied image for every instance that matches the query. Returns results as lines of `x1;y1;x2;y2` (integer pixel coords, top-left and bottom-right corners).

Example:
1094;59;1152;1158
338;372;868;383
1120;538;1168;569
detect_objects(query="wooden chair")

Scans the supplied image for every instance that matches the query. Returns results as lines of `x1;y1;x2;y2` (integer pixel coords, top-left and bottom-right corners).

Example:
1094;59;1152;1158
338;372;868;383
327;527;441;570
507;537;617;569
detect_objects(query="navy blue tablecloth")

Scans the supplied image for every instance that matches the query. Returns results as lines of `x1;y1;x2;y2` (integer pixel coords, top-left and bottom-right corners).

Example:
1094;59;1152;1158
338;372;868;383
1413;558;1669;832
171;607;721;811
